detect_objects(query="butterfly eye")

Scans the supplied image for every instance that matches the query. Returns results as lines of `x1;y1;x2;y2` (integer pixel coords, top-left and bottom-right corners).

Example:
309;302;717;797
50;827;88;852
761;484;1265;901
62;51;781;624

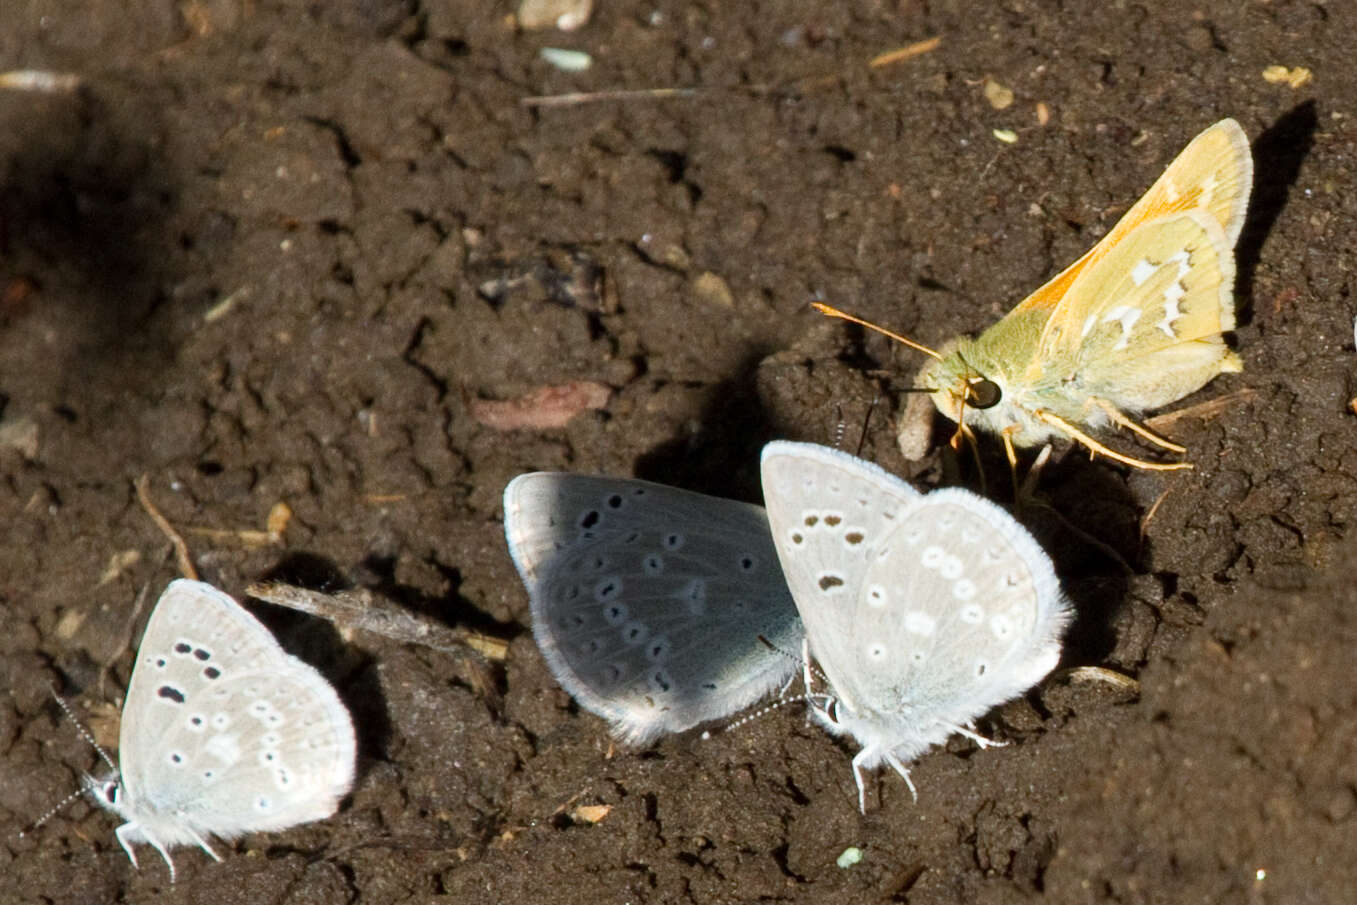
964;377;1002;410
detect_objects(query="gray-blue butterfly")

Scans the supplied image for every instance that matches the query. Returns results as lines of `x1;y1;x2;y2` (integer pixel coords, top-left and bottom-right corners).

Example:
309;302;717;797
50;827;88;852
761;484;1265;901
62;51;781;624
504;473;804;743
760;441;1071;811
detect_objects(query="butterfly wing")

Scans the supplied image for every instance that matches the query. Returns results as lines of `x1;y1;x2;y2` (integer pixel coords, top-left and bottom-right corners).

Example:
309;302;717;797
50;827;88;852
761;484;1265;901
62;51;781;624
758;443;923;712
118;580;355;843
504;473;803;744
1006;118;1251;330
1040;208;1240;410
852;488;1070;733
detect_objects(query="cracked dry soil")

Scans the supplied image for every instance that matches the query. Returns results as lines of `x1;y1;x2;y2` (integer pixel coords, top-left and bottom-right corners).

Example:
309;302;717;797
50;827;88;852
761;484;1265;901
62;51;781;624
1;2;1355;903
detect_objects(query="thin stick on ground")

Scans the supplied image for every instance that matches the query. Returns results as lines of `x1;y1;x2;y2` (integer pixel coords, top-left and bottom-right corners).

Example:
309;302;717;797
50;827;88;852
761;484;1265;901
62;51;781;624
245;581;509;662
135;474;197;581
521;87;697;108
1143;388;1257;433
868;36;943;69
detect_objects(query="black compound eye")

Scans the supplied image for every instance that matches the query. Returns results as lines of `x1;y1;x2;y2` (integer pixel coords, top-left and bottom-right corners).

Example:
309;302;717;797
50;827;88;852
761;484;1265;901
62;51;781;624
965;377;1002;409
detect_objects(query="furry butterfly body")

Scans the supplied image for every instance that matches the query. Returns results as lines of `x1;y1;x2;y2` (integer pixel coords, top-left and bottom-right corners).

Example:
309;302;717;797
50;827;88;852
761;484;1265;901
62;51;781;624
909;118;1253;468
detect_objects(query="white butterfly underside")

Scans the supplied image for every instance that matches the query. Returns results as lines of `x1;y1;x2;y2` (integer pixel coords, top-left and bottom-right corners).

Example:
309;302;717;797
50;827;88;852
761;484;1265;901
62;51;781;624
505;473;804;745
760;442;1070;811
916;118;1253;463
99;579;355;881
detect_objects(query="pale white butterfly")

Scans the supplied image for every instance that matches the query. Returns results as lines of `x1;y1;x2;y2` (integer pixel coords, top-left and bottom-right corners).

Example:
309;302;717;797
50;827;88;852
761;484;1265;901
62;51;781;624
760;441;1070;811
79;579;355;880
504;472;803;743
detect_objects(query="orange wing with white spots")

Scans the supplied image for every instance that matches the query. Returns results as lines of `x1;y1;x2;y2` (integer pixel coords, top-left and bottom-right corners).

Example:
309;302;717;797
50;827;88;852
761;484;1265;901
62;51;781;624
1007;119;1252;331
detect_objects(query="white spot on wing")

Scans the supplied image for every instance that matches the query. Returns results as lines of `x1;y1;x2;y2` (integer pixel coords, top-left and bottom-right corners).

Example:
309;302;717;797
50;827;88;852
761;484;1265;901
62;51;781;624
1158;288;1185;338
205;733;241;765
1130;258;1157;286
1198;173;1218;207
904;611;936;636
1168;249;1191;279
1101;305;1142;351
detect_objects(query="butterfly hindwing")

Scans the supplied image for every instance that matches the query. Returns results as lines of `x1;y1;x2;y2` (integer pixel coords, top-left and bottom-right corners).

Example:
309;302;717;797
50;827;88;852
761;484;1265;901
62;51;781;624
854;489;1068;728
1048;209;1241;410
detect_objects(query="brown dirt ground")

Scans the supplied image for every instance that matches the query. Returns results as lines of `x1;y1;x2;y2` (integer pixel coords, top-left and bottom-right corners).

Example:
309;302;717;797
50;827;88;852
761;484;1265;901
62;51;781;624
1;1;1354;903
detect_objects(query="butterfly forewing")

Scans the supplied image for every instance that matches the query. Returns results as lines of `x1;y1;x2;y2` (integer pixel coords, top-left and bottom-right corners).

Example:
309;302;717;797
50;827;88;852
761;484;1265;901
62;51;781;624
758;444;924;711
1010;118;1251;323
119;581;355;838
1027;119;1251;349
505;473;803;744
1101;117;1252;247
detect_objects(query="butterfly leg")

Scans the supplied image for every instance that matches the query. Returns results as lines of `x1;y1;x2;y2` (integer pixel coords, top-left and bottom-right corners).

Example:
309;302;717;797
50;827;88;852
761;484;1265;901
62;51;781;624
1016;444;1053;507
187;827;223;863
800;637;830;724
948;420;987;493
1091;399;1187;454
113;823;142;871
882;751;918;803
1033;410;1191;471
800;637;814;699
949;723;1005;750
1001;427;1024;501
147;838;178;883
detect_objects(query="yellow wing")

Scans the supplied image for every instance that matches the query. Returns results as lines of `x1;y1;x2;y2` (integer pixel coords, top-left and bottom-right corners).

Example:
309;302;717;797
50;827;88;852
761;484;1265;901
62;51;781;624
1007;119;1252;337
1045;208;1239;411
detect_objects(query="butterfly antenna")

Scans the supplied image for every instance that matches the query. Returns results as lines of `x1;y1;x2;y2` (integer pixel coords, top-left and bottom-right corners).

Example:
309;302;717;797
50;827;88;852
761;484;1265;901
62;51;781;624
832;405;848;451
810;302;943;360
700;638;834;736
20;690;121;840
18;786;90;840
755;634;810;677
49;687;119;774
708;692;830;738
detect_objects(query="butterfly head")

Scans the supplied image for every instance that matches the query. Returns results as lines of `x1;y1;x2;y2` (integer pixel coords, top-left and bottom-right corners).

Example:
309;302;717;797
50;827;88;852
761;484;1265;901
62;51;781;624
83;771;127;816
916;339;1005;426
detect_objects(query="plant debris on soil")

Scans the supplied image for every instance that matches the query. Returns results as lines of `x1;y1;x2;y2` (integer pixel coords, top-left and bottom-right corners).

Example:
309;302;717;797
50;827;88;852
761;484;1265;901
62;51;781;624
1;2;1354;903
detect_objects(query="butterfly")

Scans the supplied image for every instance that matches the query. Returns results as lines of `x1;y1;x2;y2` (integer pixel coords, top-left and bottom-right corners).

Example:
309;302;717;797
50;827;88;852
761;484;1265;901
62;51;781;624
822;118;1253;470
503;472;804;744
78;580;356;881
760;441;1070;811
